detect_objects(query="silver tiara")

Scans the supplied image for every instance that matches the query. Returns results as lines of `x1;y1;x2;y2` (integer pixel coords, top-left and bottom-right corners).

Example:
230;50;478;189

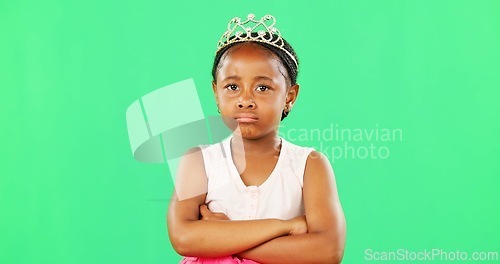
216;13;298;68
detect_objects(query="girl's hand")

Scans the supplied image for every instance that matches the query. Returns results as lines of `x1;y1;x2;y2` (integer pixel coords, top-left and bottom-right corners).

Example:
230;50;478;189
287;215;308;235
199;204;230;221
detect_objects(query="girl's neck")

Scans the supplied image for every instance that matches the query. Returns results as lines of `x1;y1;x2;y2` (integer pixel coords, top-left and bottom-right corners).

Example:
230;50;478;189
230;131;281;157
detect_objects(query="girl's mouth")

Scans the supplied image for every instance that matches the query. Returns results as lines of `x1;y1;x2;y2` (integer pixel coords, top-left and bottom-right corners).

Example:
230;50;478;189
235;117;258;123
234;114;258;123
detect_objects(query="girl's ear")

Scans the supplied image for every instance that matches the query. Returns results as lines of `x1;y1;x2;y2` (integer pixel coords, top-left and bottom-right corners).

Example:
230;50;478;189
285;84;300;109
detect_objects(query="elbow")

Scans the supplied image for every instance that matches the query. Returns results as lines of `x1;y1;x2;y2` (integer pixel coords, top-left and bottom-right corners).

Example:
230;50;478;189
327;248;344;264
170;238;185;256
323;236;345;264
168;219;201;257
319;246;343;264
325;222;346;263
169;228;197;257
170;234;194;256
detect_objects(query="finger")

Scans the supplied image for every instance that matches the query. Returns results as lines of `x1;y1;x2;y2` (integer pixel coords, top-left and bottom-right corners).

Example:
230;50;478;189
199;204;211;217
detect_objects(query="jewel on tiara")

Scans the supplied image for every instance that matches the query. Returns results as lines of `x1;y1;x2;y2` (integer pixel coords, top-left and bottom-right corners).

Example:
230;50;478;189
216;13;298;67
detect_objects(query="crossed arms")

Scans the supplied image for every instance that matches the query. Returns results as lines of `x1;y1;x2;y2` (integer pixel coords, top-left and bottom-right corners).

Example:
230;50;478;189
167;148;346;264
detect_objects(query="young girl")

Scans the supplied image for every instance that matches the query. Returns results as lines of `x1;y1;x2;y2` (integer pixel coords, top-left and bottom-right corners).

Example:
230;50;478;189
167;14;346;264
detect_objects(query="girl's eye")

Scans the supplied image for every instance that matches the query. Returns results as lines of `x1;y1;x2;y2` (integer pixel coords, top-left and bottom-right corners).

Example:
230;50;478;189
225;84;239;91
256;85;270;92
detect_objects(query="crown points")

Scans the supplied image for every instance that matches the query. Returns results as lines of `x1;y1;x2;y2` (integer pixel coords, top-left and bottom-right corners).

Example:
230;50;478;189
216;13;298;67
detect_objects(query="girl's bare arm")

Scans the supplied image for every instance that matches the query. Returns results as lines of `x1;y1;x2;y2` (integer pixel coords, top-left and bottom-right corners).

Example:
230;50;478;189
236;151;347;264
167;148;304;258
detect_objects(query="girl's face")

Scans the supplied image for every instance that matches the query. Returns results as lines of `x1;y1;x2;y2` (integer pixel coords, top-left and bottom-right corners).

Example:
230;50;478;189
212;42;298;139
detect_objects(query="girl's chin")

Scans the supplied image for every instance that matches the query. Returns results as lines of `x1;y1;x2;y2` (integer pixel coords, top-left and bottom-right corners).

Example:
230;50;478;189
231;125;279;140
232;125;257;138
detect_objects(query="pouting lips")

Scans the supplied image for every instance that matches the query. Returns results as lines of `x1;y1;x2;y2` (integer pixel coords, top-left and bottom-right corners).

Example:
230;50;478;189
234;113;258;123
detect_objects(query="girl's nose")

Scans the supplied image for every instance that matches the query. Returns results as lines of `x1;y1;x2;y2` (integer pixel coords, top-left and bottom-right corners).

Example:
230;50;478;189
237;98;255;109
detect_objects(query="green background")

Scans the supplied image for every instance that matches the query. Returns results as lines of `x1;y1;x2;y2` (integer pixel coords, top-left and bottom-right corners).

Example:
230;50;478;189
1;0;499;263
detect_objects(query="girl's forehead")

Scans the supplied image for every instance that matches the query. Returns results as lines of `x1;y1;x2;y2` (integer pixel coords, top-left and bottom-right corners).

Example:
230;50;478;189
218;43;286;79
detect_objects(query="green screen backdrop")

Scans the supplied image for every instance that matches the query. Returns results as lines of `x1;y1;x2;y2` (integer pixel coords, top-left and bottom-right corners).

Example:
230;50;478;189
1;0;499;263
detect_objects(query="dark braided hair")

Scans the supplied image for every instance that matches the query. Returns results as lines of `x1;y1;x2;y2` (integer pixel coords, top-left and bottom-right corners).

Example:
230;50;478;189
212;32;299;85
211;32;299;120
